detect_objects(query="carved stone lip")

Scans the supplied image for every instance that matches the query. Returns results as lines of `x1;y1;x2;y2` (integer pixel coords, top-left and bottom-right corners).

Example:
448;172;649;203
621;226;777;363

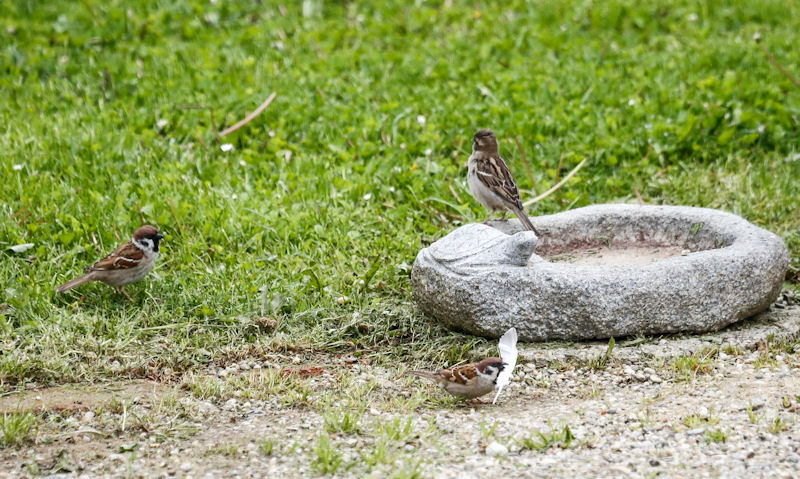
411;204;789;341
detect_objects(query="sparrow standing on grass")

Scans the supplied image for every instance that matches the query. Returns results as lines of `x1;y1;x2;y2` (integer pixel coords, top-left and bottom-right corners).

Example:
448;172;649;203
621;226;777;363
468;129;540;235
56;225;164;301
406;357;506;400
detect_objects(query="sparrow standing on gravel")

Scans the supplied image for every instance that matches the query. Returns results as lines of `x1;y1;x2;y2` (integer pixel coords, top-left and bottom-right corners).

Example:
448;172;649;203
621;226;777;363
468;129;539;234
406;357;506;400
56;225;164;301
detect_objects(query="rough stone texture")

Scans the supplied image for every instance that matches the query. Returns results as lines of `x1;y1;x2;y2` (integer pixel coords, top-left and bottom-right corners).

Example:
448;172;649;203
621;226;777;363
412;204;789;341
519;304;800;367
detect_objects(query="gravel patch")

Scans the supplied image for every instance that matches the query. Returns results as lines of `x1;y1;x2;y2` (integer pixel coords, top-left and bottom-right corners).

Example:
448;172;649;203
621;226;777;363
519;304;800;366
1;307;798;478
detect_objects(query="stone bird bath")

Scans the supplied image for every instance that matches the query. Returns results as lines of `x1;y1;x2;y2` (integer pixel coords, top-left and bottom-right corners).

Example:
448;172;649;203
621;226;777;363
411;204;789;341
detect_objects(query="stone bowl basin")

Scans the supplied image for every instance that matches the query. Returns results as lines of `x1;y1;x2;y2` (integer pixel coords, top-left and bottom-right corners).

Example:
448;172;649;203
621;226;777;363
411;204;789;341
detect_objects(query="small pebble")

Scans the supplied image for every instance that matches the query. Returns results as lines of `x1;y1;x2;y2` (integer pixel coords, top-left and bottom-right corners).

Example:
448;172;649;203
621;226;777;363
224;398;238;411
485;441;508;457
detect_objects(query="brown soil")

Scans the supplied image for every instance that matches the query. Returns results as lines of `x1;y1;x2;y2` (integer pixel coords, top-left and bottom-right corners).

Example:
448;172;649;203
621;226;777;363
0;380;167;414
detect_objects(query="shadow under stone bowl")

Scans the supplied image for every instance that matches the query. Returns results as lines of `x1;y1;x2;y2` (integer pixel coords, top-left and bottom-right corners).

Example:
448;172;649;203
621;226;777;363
411;204;789;341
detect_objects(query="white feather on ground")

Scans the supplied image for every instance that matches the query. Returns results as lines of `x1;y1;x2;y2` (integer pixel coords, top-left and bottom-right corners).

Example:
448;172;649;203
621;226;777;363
493;327;518;404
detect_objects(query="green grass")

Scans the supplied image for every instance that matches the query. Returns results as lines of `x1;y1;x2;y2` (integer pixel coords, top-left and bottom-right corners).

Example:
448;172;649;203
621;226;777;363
204;443;239;457
259;437;276;456
388;460;425;479
746;405;765;424
1;0;799;387
182;369;311;405
518;423;576;452
587;337;615;370
360;416;415;469
1;411;39;448
310;434;344;475
768;414;792;434
322;401;365;435
683;413;719;429
671;347;717;380
377;416;415;443
705;428;729;443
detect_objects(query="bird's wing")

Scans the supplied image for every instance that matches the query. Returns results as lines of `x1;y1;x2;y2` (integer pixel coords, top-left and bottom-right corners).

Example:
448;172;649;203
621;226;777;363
88;241;144;271
442;362;481;386
475;155;524;210
493;327;518;404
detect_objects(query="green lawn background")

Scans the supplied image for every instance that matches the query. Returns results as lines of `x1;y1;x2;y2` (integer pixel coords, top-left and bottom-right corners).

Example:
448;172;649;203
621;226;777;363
1;0;798;386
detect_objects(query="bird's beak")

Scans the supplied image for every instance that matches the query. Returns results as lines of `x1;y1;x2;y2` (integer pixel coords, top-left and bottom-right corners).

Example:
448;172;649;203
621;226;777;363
156;234;164;240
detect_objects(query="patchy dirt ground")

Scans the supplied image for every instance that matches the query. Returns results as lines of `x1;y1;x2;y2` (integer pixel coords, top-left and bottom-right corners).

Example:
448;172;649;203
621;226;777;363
2;308;799;479
0;381;169;415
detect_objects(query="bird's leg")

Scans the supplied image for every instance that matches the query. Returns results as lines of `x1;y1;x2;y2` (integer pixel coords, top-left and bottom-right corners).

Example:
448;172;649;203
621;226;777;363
118;286;135;302
499;211;508;222
483;211;496;225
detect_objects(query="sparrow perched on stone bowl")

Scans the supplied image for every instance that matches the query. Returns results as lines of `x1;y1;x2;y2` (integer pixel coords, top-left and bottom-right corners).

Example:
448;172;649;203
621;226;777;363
56;225;164;301
406;357;506;400
468;129;540;235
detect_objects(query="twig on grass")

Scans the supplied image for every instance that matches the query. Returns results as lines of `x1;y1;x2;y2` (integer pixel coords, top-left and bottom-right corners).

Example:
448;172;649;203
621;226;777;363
136;202;145;225
522;158;589;207
633;187;645;205
555;154;564;184
448;181;463;204
220;92;277;137
167;198;183;237
79;0;102;26
754;33;800;91
11;204;29;220
11;204;32;226
641;143;652;163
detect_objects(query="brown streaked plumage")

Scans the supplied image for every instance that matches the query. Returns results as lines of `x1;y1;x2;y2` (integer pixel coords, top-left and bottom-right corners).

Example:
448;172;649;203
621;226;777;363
56;225;164;301
406;357;506;400
468;129;539;234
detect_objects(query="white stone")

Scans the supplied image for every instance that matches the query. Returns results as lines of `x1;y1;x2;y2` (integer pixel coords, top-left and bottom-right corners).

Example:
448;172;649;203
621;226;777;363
485;441;508;457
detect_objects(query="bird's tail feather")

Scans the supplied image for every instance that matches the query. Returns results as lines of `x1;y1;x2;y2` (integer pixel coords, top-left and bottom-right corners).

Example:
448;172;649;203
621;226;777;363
405;370;438;381
56;273;94;293
513;207;540;235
